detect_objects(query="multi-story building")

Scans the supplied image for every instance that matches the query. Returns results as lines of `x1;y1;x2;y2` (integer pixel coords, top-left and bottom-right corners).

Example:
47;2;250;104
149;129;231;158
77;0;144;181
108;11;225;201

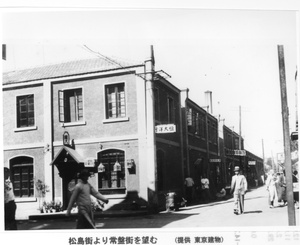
2;48;263;219
180;90;219;194
3;51;183;218
222;125;263;188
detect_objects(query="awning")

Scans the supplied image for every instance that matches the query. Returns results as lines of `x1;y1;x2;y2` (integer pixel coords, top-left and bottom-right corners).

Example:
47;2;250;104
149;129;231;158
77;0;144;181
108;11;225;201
50;146;86;181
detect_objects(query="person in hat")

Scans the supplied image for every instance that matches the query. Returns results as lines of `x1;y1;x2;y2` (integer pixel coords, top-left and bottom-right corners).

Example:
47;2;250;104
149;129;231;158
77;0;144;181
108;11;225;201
230;166;248;215
66;169;109;229
266;169;278;208
4;167;17;230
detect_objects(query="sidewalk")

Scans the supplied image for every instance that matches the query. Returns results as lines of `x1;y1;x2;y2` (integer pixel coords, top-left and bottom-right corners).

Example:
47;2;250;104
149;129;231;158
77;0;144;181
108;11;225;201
27;208;150;221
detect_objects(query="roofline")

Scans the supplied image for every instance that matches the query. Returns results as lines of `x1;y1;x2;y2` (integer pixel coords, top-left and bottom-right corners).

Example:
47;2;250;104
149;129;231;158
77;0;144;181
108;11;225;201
3;64;145;89
154;73;181;93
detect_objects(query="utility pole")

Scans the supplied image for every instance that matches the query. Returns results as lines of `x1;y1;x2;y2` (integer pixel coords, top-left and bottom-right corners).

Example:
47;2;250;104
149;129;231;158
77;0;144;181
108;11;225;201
277;45;296;226
145;45;158;212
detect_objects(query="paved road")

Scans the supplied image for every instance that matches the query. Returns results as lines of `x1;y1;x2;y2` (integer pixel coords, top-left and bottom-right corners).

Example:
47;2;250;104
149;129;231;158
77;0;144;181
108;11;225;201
16;186;299;230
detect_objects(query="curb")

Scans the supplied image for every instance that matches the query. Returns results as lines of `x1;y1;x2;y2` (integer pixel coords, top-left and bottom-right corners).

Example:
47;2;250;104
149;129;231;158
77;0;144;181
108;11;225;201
28;209;150;221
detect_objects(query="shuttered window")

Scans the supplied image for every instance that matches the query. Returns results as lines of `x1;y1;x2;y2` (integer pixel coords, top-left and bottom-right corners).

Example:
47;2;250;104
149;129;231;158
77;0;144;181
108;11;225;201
105;83;126;119
59;88;83;123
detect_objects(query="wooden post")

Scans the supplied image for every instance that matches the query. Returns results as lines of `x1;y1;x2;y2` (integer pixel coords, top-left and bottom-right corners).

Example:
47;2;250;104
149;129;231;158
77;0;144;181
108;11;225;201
277;45;296;226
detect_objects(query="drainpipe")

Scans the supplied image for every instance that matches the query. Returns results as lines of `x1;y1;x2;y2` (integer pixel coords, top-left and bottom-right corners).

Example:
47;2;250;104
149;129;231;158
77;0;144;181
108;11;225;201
43;80;54;202
205;110;210;177
145;45;158;212
180;89;190;176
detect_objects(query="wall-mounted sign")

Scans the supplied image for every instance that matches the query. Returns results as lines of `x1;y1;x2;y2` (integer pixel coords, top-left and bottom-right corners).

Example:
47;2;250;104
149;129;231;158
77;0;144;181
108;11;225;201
210;159;221;163
85;158;95;167
155;124;176;134
63;131;70;146
248;161;256;165
234;150;246;156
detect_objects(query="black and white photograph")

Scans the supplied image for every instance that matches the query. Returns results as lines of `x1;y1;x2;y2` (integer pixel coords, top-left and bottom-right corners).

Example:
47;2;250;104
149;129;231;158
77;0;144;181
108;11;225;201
1;1;300;244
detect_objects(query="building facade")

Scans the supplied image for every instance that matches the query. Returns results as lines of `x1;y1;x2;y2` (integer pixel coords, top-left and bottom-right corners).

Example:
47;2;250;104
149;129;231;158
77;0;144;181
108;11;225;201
3;51;264;219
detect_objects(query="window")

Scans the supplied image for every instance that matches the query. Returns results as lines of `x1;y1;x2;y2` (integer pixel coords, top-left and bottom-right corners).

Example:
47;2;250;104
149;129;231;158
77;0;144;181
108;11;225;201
97;149;125;195
199;114;206;138
167;97;175;123
105;83;126;119
16;94;34;128
59;88;83;123
10;157;34;198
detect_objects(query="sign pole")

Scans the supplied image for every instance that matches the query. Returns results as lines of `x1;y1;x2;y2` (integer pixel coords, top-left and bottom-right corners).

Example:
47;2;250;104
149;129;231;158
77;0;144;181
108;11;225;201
278;45;296;226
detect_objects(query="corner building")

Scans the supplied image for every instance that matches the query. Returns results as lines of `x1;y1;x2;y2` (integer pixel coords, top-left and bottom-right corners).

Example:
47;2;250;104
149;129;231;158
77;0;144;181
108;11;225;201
3;55;184;218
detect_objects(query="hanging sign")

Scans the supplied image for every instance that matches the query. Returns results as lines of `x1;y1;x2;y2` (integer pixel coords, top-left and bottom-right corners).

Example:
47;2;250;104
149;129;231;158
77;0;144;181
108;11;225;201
155;124;176;134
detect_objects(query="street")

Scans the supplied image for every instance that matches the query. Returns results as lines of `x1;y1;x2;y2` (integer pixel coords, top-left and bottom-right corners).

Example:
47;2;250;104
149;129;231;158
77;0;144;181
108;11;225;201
16;186;299;230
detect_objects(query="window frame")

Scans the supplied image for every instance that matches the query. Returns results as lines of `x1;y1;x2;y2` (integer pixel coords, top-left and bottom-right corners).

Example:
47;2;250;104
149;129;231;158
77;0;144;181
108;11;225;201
58;87;85;126
167;96;175;124
9;156;34;199
16;94;35;129
103;81;129;123
97;149;126;195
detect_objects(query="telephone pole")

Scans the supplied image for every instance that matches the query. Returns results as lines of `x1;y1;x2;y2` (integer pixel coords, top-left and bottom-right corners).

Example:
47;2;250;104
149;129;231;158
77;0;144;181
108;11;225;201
277;45;296;226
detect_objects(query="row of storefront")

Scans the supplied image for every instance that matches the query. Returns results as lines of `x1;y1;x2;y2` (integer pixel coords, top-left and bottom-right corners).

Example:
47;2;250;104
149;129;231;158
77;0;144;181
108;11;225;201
2;49;263;218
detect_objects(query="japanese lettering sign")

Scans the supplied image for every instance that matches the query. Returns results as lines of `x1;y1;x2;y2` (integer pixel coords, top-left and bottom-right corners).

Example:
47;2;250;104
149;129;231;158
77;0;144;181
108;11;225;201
155;124;176;134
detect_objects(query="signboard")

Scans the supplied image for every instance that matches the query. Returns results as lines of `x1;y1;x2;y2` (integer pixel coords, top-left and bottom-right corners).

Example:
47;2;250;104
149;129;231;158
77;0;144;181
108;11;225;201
248;161;256;165
155;124;176;134
234;150;246;156
210;159;221;163
277;153;284;163
84;158;95;167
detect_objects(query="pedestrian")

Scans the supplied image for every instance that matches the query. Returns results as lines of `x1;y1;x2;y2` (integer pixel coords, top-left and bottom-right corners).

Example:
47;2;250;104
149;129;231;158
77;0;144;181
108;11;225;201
230;166;248;215
200;174;211;203
293;170;299;209
184;175;194;205
4;167;17;230
266;169;277;208
275;171;287;206
66;169;109;229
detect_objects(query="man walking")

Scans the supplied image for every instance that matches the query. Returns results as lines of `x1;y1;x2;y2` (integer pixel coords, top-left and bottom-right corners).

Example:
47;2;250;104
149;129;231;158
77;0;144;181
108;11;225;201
66;169;109;229
230;166;248;215
184;175;194;205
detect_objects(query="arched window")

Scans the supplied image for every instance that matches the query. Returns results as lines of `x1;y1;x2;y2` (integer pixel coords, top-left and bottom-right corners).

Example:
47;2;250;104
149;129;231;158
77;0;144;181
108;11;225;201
97;149;125;195
10;156;34;198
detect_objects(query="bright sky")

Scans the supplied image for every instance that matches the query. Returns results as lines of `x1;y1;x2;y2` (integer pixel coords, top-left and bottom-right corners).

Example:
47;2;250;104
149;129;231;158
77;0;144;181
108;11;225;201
2;8;299;160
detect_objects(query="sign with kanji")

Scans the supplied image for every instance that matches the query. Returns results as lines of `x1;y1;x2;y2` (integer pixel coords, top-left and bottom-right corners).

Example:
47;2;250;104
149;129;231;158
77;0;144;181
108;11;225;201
234;150;246;156
155;124;176;133
248;161;256;165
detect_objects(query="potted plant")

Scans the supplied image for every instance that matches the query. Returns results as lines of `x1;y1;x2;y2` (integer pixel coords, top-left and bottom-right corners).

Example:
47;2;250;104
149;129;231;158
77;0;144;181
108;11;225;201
35;179;49;212
54;201;62;212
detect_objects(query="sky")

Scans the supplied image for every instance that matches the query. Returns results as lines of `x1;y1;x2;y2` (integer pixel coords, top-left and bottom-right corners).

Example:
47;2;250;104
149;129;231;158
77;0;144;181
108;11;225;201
1;8;299;161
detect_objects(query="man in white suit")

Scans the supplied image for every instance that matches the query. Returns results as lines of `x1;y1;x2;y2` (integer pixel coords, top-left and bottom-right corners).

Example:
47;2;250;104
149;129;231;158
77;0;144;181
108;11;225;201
230;166;248;215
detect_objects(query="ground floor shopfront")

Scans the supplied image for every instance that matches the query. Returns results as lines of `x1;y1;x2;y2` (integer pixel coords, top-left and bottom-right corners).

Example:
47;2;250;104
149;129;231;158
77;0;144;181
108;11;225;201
4;137;188;219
